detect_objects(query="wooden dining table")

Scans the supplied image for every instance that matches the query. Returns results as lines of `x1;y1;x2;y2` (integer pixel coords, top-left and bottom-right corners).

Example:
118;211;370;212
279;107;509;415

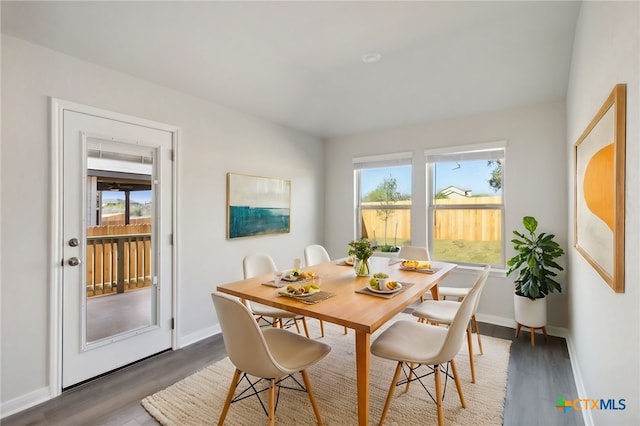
216;256;457;426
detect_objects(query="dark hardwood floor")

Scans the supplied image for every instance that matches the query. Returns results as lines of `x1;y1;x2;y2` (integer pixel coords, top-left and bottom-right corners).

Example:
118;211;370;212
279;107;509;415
3;321;582;426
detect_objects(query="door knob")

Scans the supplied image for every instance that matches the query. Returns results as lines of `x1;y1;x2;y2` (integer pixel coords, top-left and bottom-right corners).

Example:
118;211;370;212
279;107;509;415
68;257;81;266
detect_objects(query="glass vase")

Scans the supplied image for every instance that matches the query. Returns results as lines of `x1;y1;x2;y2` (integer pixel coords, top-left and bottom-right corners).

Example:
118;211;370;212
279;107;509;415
354;257;371;276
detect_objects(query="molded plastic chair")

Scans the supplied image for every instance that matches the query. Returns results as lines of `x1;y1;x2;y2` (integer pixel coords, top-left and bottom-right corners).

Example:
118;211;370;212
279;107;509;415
397;245;431;262
212;292;331;425
370;265;488;426
437;285;483;357
243;254;309;337
303;244;347;336
398;246;431;301
411;265;491;384
304;245;331;265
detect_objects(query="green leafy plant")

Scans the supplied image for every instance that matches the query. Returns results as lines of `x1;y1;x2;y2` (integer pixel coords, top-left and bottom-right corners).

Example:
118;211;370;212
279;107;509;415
506;216;565;300
348;238;374;261
348;238;374;275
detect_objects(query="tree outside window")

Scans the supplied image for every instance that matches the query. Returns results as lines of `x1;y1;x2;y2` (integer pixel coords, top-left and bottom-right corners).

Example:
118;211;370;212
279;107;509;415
358;165;412;252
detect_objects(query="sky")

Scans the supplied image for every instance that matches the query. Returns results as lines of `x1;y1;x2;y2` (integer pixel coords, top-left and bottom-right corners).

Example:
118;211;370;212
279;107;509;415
361;161;501;198
103;190;152;204
434;160;501;196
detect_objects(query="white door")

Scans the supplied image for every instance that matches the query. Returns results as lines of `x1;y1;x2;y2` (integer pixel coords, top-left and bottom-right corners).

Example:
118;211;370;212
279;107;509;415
58;102;175;388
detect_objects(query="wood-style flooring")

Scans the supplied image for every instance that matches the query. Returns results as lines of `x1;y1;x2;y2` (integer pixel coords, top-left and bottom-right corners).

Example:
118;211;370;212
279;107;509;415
2;321;583;426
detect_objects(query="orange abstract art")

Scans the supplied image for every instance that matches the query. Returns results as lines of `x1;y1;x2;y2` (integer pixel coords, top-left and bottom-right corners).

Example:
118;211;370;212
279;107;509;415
583;143;614;232
574;84;625;293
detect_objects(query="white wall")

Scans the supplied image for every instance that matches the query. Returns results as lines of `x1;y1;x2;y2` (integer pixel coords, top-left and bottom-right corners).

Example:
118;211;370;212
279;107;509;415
0;36;324;408
566;2;639;425
324;101;569;329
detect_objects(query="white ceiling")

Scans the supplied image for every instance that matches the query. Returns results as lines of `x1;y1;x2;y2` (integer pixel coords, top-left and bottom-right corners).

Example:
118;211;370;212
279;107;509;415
1;1;581;139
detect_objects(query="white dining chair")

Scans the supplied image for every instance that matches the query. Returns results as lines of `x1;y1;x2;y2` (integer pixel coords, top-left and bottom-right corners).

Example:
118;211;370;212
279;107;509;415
411;265;491;384
212;292;331;425
370;265;488;426
397;245;431;262
304;244;331;265
437;285;483;356
303;244;347;336
243;254;309;337
398;245;431;301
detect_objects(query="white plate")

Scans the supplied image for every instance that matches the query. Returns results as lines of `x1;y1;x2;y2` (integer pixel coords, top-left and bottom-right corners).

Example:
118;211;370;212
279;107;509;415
278;287;321;297
367;282;402;294
344;257;354;266
281;274;302;282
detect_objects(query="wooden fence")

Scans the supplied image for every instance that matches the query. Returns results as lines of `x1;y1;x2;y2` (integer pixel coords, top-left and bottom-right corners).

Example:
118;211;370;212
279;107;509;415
361;196;502;243
86;224;152;297
100;213;151;226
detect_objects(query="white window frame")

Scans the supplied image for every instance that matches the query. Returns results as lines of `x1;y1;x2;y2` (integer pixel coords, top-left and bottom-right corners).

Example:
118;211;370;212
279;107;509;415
353;152;413;243
425;141;506;267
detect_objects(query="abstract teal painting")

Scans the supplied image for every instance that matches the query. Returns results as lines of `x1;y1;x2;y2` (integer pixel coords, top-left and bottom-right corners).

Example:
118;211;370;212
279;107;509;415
227;173;291;239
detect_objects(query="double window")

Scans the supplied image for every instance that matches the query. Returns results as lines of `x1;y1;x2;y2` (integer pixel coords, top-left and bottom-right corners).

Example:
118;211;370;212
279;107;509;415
426;142;506;267
353;153;412;253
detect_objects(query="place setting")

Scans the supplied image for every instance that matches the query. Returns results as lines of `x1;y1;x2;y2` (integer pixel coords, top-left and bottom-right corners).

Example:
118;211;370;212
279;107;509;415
398;259;441;274
263;271;335;304
355;272;414;298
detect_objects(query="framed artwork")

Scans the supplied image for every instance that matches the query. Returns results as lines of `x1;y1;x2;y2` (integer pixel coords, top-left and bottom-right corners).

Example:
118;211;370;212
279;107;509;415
227;173;291;239
574;84;626;293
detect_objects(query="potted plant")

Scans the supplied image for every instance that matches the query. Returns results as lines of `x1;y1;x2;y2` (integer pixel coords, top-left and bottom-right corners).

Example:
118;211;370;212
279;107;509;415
348;238;374;276
506;216;565;338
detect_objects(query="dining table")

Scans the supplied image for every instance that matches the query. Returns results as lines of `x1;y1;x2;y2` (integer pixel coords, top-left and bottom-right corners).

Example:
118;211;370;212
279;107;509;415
216;256;457;426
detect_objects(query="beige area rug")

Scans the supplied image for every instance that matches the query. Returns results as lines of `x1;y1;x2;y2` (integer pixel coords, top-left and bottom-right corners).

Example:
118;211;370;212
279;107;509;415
142;313;510;425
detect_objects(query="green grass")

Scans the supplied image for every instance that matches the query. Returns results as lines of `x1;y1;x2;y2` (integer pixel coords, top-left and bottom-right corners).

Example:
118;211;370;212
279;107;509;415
433;239;502;265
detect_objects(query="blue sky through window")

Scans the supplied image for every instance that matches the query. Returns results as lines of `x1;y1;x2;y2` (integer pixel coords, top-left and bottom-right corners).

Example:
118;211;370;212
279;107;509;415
361;166;412;196
361;161;501;198
434;160;502;196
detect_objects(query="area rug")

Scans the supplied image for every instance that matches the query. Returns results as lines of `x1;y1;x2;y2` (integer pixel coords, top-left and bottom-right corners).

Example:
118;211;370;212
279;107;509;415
142;313;510;425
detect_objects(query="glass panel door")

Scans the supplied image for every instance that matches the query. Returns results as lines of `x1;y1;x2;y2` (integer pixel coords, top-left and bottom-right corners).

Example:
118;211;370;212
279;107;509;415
85;139;157;344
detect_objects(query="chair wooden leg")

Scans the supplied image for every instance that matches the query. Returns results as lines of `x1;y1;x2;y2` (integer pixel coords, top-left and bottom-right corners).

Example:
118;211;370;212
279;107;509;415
268;378;276;426
434;364;444;426
450;359;466;408
515;322;521;338
379;362;403;426
404;363;415;393
472;315;483;355
293;318;301;333
301;369;324;426
301;317;310;338
319;320;325;337
467;324;476;384
218;368;242;425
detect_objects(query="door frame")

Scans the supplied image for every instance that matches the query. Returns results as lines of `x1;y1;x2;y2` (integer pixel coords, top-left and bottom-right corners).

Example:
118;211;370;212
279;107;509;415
49;98;179;396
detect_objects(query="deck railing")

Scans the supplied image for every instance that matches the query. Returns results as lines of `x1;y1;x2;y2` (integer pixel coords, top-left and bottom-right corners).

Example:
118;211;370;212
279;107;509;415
86;225;152;297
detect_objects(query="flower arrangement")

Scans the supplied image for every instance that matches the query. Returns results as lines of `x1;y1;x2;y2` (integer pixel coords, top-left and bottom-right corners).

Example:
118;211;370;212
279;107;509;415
348;238;373;276
348;238;373;260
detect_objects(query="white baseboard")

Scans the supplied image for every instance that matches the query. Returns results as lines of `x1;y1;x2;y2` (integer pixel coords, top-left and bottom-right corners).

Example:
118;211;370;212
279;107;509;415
1;386;52;419
475;313;569;338
564;334;592;426
176;324;221;348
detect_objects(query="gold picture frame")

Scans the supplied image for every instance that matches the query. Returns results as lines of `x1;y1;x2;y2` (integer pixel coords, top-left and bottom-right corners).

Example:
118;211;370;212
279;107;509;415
574;84;626;292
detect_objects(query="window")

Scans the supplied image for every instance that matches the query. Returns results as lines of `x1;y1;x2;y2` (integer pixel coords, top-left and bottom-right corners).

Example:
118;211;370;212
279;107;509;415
426;142;505;267
354;153;412;253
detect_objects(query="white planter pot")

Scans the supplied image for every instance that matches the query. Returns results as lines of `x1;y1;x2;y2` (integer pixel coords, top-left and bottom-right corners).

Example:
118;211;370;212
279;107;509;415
514;294;547;328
